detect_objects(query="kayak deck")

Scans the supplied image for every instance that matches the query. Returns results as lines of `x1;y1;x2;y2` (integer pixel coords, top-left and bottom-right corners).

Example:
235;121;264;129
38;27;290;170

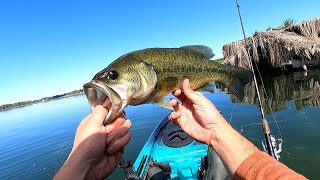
132;114;208;179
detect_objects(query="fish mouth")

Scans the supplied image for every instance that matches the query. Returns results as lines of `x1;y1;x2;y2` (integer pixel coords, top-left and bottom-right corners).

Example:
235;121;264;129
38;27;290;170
83;80;122;126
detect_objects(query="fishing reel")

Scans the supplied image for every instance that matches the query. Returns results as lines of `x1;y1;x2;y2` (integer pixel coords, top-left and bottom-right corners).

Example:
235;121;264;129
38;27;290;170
262;135;283;161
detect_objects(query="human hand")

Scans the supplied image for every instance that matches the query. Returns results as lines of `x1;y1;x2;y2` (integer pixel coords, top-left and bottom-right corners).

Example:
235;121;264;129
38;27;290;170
169;79;228;145
170;80;262;176
54;105;132;180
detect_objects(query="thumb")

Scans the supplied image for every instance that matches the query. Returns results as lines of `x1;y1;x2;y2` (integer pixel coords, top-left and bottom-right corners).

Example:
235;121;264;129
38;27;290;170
182;79;203;101
90;105;108;128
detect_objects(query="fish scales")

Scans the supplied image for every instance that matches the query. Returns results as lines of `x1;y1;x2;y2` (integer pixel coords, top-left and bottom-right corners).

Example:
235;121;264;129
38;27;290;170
83;46;252;125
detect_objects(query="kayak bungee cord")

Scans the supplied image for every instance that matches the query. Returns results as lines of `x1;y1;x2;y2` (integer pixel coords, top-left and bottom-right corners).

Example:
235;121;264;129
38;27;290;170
235;0;282;160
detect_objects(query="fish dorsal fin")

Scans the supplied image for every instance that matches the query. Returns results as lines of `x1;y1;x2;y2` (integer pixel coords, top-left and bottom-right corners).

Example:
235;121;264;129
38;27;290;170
180;45;215;59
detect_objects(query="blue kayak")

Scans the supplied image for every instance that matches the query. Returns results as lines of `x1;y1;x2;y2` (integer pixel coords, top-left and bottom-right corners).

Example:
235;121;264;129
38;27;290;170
120;114;208;179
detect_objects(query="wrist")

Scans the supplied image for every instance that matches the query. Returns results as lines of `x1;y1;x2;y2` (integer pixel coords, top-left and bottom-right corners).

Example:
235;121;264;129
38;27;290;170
208;120;230;149
54;151;93;180
208;121;260;176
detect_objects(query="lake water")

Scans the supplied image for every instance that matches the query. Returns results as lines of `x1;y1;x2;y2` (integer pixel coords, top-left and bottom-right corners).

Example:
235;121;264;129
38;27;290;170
0;70;320;179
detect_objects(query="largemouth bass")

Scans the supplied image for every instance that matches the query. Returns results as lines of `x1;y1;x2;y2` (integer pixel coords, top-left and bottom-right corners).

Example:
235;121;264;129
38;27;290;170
83;45;252;125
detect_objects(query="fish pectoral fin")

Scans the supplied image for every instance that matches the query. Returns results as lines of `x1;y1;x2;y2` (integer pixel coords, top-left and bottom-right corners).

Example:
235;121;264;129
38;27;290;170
156;99;174;110
196;82;216;93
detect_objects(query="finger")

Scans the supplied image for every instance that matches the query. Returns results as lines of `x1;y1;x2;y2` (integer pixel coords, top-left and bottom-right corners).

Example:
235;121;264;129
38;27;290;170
105;114;126;134
195;91;205;97
169;100;184;114
182;79;203;102
106;120;132;145
182;79;193;96
172;89;188;103
106;131;132;154
87;105;108;128
169;111;182;127
105;124;115;135
173;89;182;96
169;99;179;109
177;93;187;103
81;105;105;123
169;111;182;121
170;116;180;126
115;151;123;162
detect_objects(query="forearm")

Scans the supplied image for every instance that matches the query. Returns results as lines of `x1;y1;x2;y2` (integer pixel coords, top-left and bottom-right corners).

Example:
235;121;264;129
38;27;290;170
233;151;307;180
209;120;260;176
54;152;92;180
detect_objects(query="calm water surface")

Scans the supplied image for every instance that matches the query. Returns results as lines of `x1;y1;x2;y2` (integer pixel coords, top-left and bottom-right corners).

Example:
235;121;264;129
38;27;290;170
0;71;319;179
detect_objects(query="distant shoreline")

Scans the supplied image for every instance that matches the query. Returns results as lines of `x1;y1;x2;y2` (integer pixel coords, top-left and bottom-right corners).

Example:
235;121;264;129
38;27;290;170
0;89;85;112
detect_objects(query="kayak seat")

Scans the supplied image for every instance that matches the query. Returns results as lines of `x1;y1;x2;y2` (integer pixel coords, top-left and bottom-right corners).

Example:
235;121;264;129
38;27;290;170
161;120;194;148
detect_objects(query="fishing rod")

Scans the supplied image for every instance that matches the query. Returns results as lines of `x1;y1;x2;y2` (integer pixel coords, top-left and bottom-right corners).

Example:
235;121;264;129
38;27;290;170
235;0;282;160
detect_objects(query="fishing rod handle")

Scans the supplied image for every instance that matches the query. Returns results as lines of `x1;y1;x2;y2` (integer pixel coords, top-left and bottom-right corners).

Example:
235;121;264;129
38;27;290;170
262;118;271;134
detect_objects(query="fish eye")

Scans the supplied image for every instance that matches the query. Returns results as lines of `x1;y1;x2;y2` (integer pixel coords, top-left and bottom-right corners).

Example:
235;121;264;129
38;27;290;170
107;70;118;80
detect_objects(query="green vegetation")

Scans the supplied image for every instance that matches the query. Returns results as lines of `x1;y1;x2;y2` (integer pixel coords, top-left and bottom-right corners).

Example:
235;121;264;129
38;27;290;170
265;27;272;31
265;18;296;31
0;89;84;111
280;18;296;29
214;58;224;63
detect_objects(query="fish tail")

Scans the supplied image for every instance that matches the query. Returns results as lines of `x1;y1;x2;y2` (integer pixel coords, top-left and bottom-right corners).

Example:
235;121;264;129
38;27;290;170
227;68;253;100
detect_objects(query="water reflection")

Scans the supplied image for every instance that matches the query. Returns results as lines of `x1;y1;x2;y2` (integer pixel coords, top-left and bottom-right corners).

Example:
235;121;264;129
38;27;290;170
230;69;320;114
0;71;319;179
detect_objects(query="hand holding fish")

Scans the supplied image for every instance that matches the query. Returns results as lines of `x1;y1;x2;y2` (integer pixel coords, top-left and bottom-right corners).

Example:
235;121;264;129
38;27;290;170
169;79;261;175
169;79;228;145
54;105;132;179
169;80;307;179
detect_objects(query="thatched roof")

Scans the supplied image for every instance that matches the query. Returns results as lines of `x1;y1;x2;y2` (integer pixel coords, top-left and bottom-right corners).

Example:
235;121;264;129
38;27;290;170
222;18;320;70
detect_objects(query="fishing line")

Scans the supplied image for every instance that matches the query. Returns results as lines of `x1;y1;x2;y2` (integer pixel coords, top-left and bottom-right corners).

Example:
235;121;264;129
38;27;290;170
228;103;237;124
235;0;283;159
240;119;284;133
270;113;283;139
240;122;261;132
252;54;284;139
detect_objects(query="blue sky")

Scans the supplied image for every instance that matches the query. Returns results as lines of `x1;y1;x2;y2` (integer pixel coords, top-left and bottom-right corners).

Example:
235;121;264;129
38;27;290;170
0;0;319;105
